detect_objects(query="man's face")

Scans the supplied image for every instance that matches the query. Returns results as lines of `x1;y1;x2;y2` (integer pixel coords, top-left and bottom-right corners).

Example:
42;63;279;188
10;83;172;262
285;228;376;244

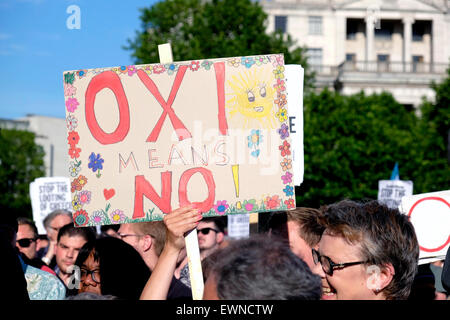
16;224;37;260
47;214;72;242
197;221;221;251
286;221;313;266
117;224;143;253
55;235;87;274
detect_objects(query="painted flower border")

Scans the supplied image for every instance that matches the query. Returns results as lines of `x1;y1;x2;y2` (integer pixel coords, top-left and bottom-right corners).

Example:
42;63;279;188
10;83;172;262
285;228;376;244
64;54;296;227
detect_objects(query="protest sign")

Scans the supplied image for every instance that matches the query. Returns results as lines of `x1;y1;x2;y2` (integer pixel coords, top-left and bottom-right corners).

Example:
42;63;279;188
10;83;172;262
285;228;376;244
399;190;450;264
29;177;72;234
284;65;304;186
227;213;250;239
378;180;413;209
63;54;296;227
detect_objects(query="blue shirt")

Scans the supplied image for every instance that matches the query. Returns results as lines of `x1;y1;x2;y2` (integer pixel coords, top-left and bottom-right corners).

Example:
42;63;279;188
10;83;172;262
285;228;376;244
19;255;66;300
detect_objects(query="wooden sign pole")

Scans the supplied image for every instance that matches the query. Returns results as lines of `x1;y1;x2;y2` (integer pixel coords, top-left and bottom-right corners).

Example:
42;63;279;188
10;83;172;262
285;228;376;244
158;43;204;300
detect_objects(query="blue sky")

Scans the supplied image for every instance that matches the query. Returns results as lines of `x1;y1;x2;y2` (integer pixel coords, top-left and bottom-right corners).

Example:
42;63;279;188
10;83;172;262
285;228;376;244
0;0;159;120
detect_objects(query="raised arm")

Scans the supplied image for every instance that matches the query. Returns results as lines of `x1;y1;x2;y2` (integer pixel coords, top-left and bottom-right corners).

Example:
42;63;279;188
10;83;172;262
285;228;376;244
140;206;202;300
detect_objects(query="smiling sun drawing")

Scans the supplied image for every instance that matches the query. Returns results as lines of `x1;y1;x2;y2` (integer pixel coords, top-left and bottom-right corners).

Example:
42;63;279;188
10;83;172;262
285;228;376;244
226;67;277;129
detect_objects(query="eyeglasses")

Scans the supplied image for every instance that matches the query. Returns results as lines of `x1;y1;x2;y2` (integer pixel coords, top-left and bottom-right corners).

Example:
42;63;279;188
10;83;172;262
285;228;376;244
80;268;101;284
312;248;366;276
16;238;37;248
117;233;144;240
197;228;219;235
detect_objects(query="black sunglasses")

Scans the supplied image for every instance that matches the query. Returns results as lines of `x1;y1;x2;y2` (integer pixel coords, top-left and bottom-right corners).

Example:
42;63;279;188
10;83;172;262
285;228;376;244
312;248;366;276
17;238;37;248
198;227;219;235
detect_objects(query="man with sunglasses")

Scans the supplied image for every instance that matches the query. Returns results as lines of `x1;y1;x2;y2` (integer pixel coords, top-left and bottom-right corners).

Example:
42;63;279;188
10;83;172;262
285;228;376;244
197;217;226;260
16;217;56;276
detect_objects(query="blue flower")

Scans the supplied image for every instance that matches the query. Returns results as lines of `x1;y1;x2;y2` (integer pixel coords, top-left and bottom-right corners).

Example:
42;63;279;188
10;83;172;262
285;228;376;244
88;152;104;172
283;185;294;197
241;57;255;69
247;129;262;147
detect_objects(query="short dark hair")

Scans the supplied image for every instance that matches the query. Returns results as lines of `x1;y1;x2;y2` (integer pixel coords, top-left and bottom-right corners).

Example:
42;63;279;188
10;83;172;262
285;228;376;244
74;237;150;300
201;217;226;234
209;235;322;300
17;217;38;238
57;223;96;244
318;199;419;300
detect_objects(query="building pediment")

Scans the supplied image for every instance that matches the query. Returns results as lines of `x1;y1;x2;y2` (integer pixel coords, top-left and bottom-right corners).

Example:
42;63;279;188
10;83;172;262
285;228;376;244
338;0;445;13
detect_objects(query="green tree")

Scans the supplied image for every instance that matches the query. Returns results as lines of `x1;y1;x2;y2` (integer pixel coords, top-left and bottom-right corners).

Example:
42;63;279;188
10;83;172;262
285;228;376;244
297;89;422;207
413;67;450;193
125;0;314;89
0;129;45;218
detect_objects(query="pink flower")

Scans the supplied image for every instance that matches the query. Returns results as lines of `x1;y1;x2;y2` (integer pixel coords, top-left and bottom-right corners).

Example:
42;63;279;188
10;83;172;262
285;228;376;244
281;172;293;184
64;83;77;96
274;78;286;93
66;97;79;113
110;209;126;224
153;64;166;74
78;190;91;205
128;65;137;76
213;200;229;215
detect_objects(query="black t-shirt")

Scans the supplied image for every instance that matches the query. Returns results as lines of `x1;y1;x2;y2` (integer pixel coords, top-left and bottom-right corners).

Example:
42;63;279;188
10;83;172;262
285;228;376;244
167;276;192;300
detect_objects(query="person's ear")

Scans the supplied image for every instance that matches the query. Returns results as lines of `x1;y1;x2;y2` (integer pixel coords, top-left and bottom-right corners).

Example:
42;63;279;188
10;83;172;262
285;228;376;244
367;263;395;295
141;235;153;252
216;231;225;244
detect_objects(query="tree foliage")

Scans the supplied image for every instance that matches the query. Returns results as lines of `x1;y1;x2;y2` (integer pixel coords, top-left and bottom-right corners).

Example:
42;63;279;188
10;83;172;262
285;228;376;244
297;70;450;207
0;129;45;218
413;67;450;192
125;0;314;89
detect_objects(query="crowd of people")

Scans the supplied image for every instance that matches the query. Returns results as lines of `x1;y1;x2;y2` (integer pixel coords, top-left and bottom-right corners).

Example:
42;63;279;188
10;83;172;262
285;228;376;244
2;199;449;300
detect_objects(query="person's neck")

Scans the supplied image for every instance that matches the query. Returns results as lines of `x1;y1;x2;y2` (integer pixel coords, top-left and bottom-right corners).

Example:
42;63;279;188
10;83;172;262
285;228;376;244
58;270;71;286
142;252;158;272
200;245;218;260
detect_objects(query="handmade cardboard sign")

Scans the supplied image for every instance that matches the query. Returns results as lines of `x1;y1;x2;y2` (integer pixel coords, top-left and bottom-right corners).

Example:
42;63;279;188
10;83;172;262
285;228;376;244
284;65;304;186
399;190;450;264
30;177;72;234
63;54;296;227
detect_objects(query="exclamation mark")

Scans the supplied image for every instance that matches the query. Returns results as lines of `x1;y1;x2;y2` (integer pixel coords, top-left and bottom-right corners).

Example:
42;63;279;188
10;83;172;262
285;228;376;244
232;165;239;197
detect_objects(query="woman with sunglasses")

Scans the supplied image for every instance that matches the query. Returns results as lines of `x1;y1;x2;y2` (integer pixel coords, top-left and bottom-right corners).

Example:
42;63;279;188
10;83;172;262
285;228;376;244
73;236;150;300
314;199;419;300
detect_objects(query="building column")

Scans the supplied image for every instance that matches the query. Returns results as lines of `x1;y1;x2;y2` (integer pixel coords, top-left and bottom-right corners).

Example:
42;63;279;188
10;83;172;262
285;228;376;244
365;16;376;64
403;16;414;70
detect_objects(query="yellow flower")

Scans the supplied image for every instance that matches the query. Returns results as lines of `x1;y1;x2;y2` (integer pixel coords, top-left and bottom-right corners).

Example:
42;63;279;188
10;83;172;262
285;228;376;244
276;108;288;122
236;201;242;210
72;197;82;211
273;65;285;79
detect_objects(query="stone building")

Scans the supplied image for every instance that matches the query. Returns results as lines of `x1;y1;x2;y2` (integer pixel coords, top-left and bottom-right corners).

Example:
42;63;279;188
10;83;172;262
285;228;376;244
0;115;68;178
262;0;450;107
